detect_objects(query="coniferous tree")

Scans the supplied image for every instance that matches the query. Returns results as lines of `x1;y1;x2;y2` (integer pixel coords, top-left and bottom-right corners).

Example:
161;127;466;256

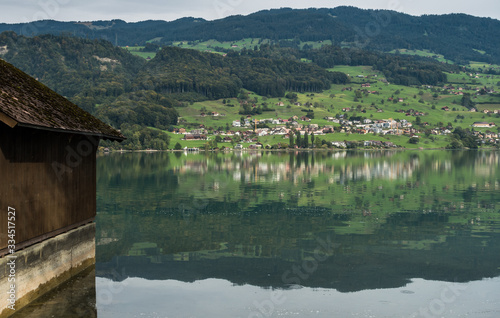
303;131;309;148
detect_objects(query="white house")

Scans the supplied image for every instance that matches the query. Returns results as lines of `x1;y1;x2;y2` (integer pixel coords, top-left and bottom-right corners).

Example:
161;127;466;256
331;141;347;148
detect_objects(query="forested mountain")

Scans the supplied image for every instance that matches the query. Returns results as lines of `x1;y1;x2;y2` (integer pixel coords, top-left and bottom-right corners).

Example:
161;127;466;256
136;46;347;99
1;31;491;149
0;33;352;147
1;30;450;111
1;7;499;64
0;32;180;149
0;31;145;113
0;32;348;105
302;45;456;86
0;31;459;112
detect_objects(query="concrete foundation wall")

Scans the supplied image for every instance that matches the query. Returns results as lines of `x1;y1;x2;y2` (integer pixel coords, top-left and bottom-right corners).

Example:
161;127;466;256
0;223;95;318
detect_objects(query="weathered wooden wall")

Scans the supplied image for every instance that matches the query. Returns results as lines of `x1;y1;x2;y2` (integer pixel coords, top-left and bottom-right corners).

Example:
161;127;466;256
0;123;97;253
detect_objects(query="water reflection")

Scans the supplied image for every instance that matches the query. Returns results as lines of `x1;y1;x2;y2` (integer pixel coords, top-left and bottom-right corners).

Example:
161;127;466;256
96;150;500;317
172;150;419;183
95;277;500;318
11;267;96;318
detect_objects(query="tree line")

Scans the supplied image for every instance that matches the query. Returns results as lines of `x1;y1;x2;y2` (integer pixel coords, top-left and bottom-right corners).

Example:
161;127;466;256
1;7;499;64
137;46;348;99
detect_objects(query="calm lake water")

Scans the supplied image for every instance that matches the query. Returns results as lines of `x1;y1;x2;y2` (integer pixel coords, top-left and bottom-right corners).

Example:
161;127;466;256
93;150;500;318
14;150;500;317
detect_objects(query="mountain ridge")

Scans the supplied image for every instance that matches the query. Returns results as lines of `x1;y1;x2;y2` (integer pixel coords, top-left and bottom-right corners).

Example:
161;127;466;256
1;6;499;64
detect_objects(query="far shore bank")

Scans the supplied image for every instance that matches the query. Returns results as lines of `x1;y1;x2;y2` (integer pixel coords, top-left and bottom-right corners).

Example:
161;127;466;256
97;146;499;154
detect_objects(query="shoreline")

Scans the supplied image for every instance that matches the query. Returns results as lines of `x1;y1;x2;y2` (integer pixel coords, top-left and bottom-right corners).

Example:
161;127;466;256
97;146;499;154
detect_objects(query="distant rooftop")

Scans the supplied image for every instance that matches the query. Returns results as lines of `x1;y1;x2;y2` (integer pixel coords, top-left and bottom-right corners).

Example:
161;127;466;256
0;59;124;141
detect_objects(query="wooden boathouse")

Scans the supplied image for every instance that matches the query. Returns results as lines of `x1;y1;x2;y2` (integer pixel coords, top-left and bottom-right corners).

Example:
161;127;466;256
0;59;124;316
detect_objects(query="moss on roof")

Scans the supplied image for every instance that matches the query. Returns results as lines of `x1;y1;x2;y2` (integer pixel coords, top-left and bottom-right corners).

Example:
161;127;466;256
0;59;124;141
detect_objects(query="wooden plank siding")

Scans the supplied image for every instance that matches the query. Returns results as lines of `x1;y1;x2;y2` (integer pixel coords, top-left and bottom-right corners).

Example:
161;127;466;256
0;124;97;253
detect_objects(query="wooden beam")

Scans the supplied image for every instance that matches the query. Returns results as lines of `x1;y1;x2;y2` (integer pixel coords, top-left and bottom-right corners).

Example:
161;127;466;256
0;217;95;258
0;111;18;128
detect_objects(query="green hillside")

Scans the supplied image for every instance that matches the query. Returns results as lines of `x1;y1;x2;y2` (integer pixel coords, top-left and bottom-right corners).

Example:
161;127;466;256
167;67;499;149
1;32;499;151
1;7;500;64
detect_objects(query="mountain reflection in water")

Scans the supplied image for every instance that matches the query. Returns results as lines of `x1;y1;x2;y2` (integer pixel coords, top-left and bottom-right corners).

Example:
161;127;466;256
95;150;500;317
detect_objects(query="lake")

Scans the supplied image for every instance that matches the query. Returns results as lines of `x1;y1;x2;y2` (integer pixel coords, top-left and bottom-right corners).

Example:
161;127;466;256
13;150;500;317
94;150;500;318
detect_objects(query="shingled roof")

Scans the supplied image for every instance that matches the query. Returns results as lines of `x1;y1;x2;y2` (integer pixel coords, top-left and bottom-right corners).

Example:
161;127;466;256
0;59;124;141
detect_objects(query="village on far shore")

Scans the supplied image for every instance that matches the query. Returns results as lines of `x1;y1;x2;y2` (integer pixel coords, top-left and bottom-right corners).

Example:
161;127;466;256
174;110;498;151
160;68;500;151
97;64;500;152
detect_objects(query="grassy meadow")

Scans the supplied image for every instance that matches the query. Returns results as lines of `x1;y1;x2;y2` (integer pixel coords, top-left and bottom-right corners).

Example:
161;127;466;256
167;65;500;149
123;46;157;59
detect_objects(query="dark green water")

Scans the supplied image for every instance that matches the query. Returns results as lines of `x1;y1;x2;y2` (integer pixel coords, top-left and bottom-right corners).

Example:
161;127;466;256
17;150;500;317
92;150;500;318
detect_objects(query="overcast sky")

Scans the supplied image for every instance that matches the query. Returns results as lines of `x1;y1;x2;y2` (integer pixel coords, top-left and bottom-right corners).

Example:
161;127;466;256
1;0;499;24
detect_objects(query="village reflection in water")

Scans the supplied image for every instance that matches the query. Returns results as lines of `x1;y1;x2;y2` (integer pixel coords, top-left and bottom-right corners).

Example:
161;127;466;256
14;151;500;317
91;150;500;317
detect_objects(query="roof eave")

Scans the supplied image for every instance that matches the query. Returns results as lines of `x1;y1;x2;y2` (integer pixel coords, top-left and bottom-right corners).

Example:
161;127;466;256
15;122;126;142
